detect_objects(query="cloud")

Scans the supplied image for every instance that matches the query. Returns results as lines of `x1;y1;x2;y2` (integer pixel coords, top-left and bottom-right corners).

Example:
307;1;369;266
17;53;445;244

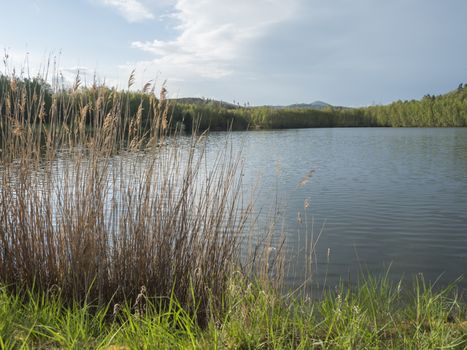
117;0;467;105
99;0;155;22
131;0;299;80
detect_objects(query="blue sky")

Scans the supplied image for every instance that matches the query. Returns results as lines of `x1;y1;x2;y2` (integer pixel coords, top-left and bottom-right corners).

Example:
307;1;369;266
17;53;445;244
1;0;466;106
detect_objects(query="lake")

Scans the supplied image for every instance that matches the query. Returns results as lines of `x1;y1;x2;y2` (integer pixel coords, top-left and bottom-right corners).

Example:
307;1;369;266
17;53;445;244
8;127;465;294
204;128;467;292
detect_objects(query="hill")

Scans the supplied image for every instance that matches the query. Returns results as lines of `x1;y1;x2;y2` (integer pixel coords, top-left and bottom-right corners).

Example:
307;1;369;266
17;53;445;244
287;100;332;110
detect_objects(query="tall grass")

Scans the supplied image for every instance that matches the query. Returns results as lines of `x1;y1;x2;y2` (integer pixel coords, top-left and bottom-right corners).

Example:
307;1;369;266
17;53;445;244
0;72;252;323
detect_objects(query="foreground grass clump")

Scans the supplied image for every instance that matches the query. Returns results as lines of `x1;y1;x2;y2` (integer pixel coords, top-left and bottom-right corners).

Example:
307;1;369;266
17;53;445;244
0;276;465;349
0;71;251;325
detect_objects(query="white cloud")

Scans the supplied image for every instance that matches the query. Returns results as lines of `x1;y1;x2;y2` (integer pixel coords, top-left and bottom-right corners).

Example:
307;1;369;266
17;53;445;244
99;0;155;22
130;0;299;80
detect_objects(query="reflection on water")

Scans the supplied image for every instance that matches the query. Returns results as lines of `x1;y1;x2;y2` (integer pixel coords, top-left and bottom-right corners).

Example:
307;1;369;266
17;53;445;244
205;128;467;291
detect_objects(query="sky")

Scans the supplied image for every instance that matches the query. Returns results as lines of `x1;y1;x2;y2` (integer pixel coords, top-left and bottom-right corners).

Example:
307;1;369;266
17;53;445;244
1;0;466;106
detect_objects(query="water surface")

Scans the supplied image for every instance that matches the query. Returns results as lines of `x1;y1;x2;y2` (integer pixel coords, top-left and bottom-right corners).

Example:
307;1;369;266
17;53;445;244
206;128;467;291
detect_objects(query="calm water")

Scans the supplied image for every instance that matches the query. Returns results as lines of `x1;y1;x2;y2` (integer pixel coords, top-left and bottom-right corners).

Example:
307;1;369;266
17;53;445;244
10;127;465;293
205;128;467;291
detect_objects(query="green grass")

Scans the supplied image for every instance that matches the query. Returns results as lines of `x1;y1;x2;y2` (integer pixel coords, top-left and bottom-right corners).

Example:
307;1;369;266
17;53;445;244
1;275;465;349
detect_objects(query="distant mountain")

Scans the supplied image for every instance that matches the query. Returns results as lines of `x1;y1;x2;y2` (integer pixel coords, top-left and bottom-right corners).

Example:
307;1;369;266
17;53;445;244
170;97;238;109
286;101;332;110
171;98;338;110
257;100;337;110
171;97;206;104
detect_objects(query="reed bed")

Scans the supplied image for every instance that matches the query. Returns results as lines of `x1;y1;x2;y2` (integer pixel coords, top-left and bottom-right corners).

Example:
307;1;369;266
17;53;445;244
0;72;254;323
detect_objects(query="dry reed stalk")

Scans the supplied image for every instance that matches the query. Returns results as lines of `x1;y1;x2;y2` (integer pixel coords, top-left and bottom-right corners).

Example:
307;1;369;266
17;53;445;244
0;73;253;323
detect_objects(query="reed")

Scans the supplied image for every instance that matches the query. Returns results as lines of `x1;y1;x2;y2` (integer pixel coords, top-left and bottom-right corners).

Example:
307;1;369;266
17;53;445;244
0;72;252;323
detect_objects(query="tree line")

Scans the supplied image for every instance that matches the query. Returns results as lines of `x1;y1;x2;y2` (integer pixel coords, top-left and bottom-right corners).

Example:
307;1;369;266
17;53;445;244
2;74;466;132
